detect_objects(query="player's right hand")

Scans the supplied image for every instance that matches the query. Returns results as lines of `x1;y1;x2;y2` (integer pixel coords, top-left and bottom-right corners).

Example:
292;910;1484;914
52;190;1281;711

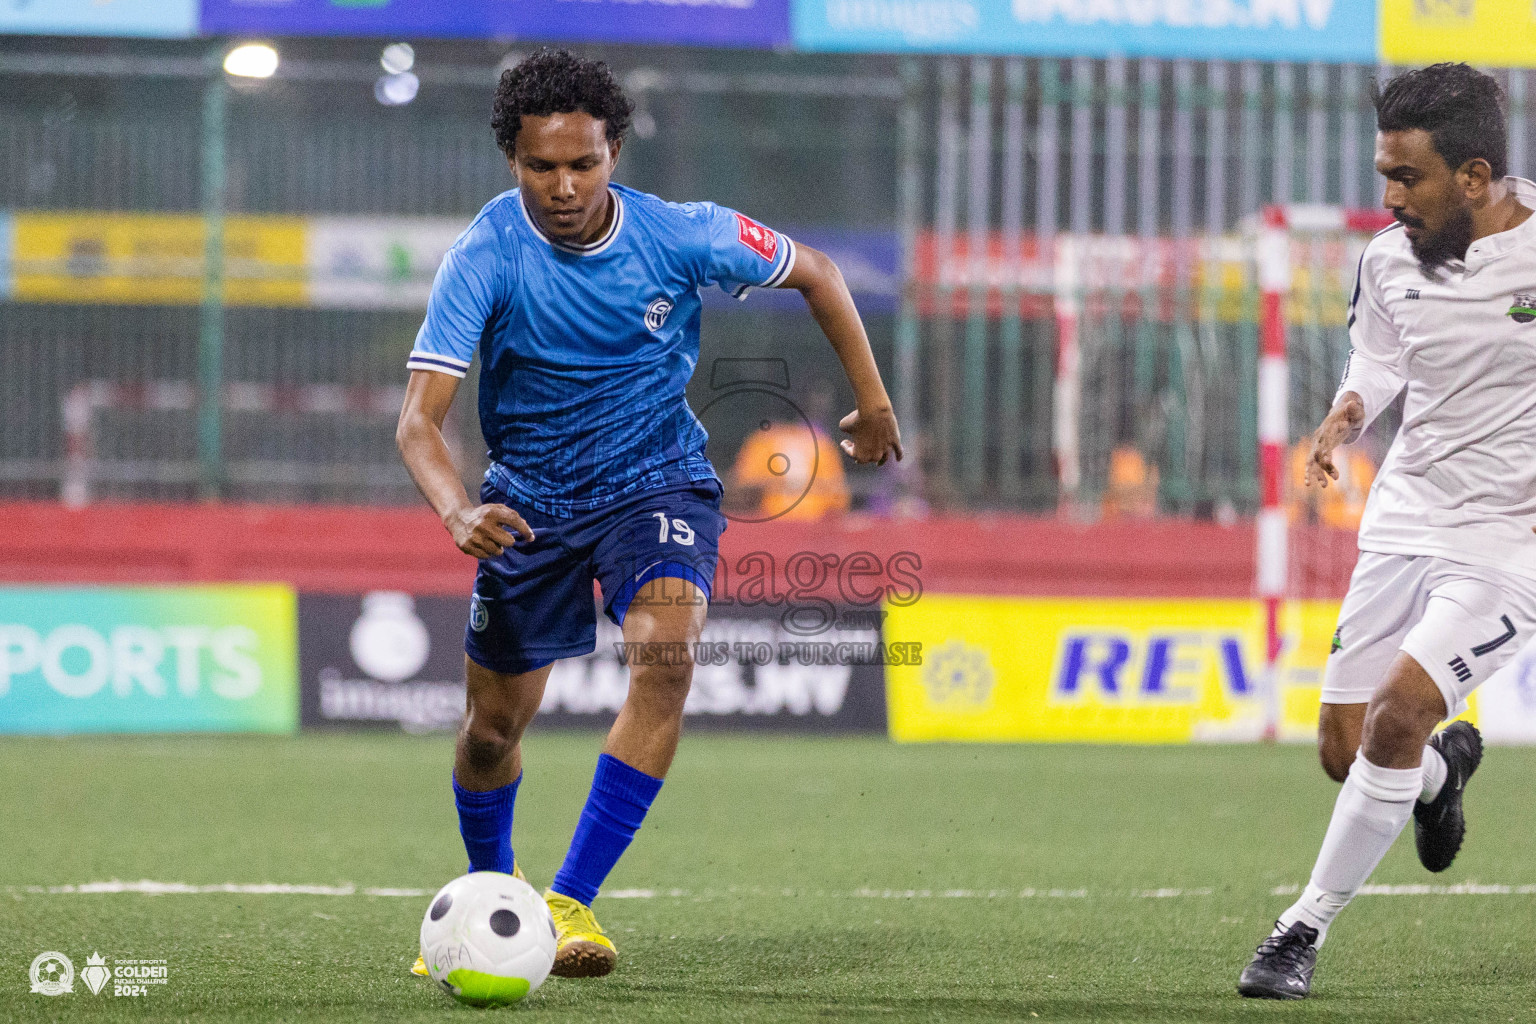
838;406;903;466
445;503;535;558
1305;396;1365;489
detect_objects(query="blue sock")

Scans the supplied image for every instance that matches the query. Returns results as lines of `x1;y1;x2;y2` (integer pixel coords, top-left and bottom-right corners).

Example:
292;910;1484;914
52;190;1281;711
550;754;663;906
453;773;520;874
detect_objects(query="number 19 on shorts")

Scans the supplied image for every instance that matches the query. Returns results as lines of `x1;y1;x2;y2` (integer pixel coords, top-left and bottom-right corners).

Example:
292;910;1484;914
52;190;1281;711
652;512;695;545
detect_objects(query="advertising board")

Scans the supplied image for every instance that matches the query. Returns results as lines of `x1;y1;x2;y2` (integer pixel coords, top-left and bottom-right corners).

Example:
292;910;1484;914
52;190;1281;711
199;0;791;48
883;594;1483;743
299;591;889;733
0;0;196;38
0;585;298;735
792;0;1377;61
1380;0;1536;67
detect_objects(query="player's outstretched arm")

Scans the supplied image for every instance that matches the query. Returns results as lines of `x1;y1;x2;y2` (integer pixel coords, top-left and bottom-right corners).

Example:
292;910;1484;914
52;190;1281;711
1305;391;1366;490
396;369;534;558
779;244;902;466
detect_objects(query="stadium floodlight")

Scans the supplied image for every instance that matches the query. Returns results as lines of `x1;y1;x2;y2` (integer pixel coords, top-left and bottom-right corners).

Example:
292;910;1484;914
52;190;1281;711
223;43;279;79
381;43;415;75
375;71;420;106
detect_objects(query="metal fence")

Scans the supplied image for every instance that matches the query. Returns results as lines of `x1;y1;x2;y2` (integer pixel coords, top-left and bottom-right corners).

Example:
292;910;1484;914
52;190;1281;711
0;40;1525;512
0;41;901;504
899;57;1525;515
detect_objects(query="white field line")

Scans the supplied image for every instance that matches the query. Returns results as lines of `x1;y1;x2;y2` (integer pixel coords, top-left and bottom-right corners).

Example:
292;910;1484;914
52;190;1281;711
7;880;1536;900
7;881;425;897
1270;882;1536;897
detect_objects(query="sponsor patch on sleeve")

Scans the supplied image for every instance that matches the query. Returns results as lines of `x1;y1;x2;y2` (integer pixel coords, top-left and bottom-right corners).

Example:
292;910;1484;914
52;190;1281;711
734;213;779;262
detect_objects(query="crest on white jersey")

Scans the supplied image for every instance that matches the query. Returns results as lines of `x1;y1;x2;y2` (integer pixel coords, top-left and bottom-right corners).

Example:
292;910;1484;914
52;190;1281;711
645;297;673;332
1508;292;1536;324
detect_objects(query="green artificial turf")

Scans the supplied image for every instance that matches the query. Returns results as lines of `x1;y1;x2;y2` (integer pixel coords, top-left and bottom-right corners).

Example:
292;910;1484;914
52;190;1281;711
2;732;1534;1023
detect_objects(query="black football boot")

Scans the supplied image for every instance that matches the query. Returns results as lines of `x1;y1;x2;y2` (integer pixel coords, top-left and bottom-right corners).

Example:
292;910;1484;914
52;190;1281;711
1414;721;1484;873
1238;920;1319;1000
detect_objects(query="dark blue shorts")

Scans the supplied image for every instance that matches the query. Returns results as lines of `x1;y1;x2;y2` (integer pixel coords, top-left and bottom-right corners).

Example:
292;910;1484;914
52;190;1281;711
464;479;726;675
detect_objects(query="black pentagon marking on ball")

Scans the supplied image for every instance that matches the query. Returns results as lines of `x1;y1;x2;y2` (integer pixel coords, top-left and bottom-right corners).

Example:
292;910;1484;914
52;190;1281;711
489;908;521;938
429;894;452;921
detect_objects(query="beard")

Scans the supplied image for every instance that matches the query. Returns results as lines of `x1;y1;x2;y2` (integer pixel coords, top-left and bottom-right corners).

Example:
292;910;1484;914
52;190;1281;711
1402;204;1474;277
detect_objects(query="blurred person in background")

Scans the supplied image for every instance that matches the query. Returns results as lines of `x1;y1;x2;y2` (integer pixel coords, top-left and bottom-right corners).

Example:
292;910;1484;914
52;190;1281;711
1288;438;1375;530
727;386;851;521
395;49;900;981
1099;444;1160;520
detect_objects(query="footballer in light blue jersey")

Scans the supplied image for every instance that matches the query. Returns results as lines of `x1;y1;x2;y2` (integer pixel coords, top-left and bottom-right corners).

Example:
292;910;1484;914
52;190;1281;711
408;181;798;517
396;49;901;981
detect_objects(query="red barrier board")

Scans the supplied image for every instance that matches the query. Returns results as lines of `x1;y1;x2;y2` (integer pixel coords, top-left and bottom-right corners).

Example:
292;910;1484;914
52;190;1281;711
0;502;1360;600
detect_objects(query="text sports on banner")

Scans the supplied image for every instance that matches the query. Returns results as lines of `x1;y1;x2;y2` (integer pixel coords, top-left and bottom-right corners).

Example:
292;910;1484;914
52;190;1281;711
0;586;298;735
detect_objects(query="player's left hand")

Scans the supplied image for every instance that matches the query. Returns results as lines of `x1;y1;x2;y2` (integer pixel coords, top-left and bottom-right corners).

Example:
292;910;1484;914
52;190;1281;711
838;406;903;466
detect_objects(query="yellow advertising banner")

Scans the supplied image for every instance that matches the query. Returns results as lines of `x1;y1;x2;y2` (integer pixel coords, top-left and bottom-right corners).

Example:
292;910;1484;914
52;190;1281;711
11;212;306;306
1380;0;1536;67
884;595;1475;744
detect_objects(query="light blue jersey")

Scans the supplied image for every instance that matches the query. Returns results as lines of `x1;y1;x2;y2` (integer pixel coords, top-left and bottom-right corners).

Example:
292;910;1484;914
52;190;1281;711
408;183;797;517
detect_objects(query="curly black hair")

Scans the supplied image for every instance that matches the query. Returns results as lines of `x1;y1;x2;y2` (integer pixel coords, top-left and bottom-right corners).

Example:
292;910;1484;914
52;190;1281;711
1374;63;1508;179
492;48;634;157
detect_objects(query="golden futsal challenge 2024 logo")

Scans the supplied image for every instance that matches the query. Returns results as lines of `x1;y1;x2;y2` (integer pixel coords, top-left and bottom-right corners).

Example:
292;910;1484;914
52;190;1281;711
30;950;168;997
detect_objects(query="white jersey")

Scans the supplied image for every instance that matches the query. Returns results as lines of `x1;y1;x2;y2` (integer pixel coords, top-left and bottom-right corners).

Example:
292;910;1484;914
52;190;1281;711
1339;176;1536;582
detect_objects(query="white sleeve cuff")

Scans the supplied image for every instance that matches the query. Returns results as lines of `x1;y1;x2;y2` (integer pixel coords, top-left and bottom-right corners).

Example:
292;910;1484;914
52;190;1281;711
1337;351;1404;434
730;236;798;301
406;352;470;378
762;235;797;289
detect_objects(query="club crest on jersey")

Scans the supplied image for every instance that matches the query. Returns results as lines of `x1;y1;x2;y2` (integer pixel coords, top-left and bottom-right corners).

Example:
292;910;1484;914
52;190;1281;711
1509;292;1536;323
645;297;673;332
734;213;778;262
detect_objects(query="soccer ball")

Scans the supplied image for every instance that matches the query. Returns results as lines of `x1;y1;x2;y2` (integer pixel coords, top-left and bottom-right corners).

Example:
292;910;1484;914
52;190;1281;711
419;872;557;1006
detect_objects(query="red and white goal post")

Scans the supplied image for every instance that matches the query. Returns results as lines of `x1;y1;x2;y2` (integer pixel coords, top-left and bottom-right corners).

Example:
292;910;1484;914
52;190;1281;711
1255;204;1395;740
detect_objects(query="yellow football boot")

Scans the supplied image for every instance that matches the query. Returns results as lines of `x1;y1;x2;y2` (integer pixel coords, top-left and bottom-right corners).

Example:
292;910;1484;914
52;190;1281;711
412;863;527;977
545;890;617;978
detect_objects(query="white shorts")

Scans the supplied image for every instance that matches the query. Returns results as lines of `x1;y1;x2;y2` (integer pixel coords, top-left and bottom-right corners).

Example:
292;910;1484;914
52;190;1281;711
1322;551;1536;718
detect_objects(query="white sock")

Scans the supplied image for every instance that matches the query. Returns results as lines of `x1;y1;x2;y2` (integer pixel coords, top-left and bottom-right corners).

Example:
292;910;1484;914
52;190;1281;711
1420;744;1447;803
1275;752;1421;947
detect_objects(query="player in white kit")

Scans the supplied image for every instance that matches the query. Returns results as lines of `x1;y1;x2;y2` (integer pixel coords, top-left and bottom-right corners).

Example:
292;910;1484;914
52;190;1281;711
1239;63;1536;999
